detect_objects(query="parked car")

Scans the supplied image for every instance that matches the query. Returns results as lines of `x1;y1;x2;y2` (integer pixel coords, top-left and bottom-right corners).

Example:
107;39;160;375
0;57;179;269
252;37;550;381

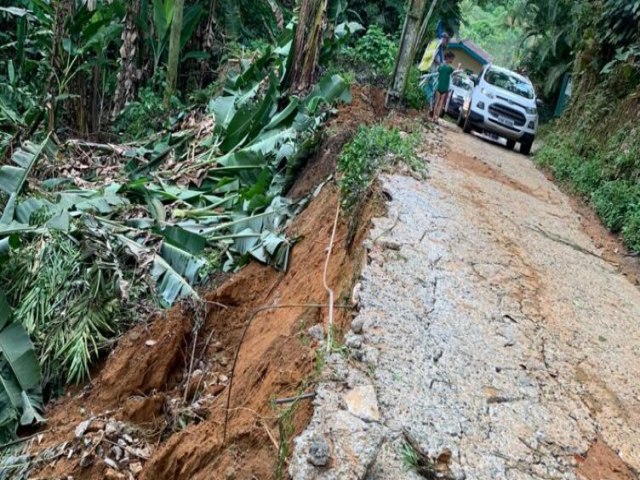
445;73;474;118
457;65;541;155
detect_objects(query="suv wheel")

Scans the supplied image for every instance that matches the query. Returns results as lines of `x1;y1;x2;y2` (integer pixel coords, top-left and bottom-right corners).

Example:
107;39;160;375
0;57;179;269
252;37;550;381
506;139;516;150
457;110;465;127
463;111;473;134
520;139;533;155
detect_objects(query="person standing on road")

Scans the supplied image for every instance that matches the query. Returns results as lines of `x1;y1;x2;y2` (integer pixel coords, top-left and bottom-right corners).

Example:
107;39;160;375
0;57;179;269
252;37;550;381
431;52;455;121
418;30;450;119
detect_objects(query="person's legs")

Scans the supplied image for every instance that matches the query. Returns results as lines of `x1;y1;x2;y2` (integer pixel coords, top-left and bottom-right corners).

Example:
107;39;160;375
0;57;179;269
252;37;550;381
434;91;445;119
432;92;442;120
442;92;450;115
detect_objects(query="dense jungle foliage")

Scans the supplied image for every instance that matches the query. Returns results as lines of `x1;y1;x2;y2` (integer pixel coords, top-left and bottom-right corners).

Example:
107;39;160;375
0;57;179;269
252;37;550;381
531;0;640;252
0;0;356;441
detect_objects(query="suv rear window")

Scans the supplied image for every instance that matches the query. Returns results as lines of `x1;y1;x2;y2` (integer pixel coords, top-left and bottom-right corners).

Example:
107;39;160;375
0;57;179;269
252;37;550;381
484;68;534;99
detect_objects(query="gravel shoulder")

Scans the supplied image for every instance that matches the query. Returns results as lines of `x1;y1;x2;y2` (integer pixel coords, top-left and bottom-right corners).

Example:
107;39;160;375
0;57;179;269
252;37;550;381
290;123;640;479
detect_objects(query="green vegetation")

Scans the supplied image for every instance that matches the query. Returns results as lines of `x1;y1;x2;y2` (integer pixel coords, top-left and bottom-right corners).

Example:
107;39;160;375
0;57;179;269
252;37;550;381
400;441;420;471
459;0;523;68
537;125;640;251
338;123;423;211
1;229;134;385
327;25;397;87
0;291;43;442
532;0;640;252
0;46;351;391
276;400;297;480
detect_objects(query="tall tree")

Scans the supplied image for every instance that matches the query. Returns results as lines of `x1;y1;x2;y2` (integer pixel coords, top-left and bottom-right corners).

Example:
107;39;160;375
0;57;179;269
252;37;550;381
164;0;185;107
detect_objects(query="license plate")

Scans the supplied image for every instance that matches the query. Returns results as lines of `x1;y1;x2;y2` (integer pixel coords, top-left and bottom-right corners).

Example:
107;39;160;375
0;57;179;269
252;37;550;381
497;116;514;127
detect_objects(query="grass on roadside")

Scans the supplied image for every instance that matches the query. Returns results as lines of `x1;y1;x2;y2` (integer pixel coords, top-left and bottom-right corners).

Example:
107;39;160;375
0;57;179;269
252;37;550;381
535;126;640;252
337;123;424;213
400;441;420;471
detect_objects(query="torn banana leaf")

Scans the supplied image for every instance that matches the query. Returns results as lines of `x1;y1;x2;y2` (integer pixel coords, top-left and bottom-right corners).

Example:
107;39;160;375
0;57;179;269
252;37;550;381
117;235;205;306
0;134;55;196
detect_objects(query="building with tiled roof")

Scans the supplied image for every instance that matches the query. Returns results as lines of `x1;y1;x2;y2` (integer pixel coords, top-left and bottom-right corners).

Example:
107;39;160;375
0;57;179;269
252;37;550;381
447;38;492;74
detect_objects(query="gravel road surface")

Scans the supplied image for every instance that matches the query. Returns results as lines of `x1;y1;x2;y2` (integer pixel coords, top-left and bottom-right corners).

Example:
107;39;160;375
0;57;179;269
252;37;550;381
290;124;640;480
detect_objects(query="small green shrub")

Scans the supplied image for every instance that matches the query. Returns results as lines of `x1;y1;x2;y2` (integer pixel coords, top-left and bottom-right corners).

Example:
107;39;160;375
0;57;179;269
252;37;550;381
622;206;640;251
351;25;397;77
326;25;397;86
572;158;605;196
400;441;419;471
338;124;422;211
592;181;640;233
405;67;427;110
113;77;184;140
540;142;581;184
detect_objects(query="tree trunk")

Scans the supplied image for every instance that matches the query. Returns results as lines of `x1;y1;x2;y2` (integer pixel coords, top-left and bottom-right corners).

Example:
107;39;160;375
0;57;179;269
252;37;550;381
287;0;328;93
112;1;141;118
164;0;185;108
387;0;433;107
46;0;69;132
416;0;440;57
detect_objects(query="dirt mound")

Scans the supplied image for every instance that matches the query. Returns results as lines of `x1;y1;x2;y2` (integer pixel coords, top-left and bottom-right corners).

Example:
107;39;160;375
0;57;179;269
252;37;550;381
25;88;388;480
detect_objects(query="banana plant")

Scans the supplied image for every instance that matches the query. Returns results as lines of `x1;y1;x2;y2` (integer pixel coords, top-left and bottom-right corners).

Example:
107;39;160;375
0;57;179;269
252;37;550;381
0;20;351;408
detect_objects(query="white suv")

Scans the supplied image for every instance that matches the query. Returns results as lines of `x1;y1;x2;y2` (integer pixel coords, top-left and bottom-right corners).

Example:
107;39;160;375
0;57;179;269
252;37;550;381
458;65;540;155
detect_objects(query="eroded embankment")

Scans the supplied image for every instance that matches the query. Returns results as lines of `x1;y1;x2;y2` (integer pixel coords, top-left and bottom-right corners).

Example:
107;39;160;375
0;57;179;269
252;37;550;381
19;85;388;480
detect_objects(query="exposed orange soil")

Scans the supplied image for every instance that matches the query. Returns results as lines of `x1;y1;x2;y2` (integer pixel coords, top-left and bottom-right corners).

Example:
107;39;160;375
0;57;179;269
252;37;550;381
576;438;637;480
27;85;388;480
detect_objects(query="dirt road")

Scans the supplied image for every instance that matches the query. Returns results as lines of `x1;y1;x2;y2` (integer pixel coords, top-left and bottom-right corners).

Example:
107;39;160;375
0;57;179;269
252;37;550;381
291;124;640;479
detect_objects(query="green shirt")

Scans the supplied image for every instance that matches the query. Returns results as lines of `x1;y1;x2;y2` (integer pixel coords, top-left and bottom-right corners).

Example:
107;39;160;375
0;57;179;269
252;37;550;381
437;64;454;93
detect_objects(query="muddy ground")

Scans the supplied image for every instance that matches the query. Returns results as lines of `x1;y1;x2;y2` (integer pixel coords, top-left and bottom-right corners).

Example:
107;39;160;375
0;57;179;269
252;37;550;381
291;122;640;480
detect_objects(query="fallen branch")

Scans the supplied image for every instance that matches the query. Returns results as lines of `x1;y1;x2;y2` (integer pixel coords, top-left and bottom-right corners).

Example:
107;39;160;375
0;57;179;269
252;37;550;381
261;420;280;451
324;202;341;354
0;429;51;450
64;139;134;156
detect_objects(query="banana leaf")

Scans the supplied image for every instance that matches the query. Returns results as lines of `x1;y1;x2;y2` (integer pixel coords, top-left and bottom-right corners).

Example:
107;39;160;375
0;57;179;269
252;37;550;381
117;235;204;306
210;95;237;129
0;291;44;439
162;225;205;254
305;74;351;114
0;133;54;196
